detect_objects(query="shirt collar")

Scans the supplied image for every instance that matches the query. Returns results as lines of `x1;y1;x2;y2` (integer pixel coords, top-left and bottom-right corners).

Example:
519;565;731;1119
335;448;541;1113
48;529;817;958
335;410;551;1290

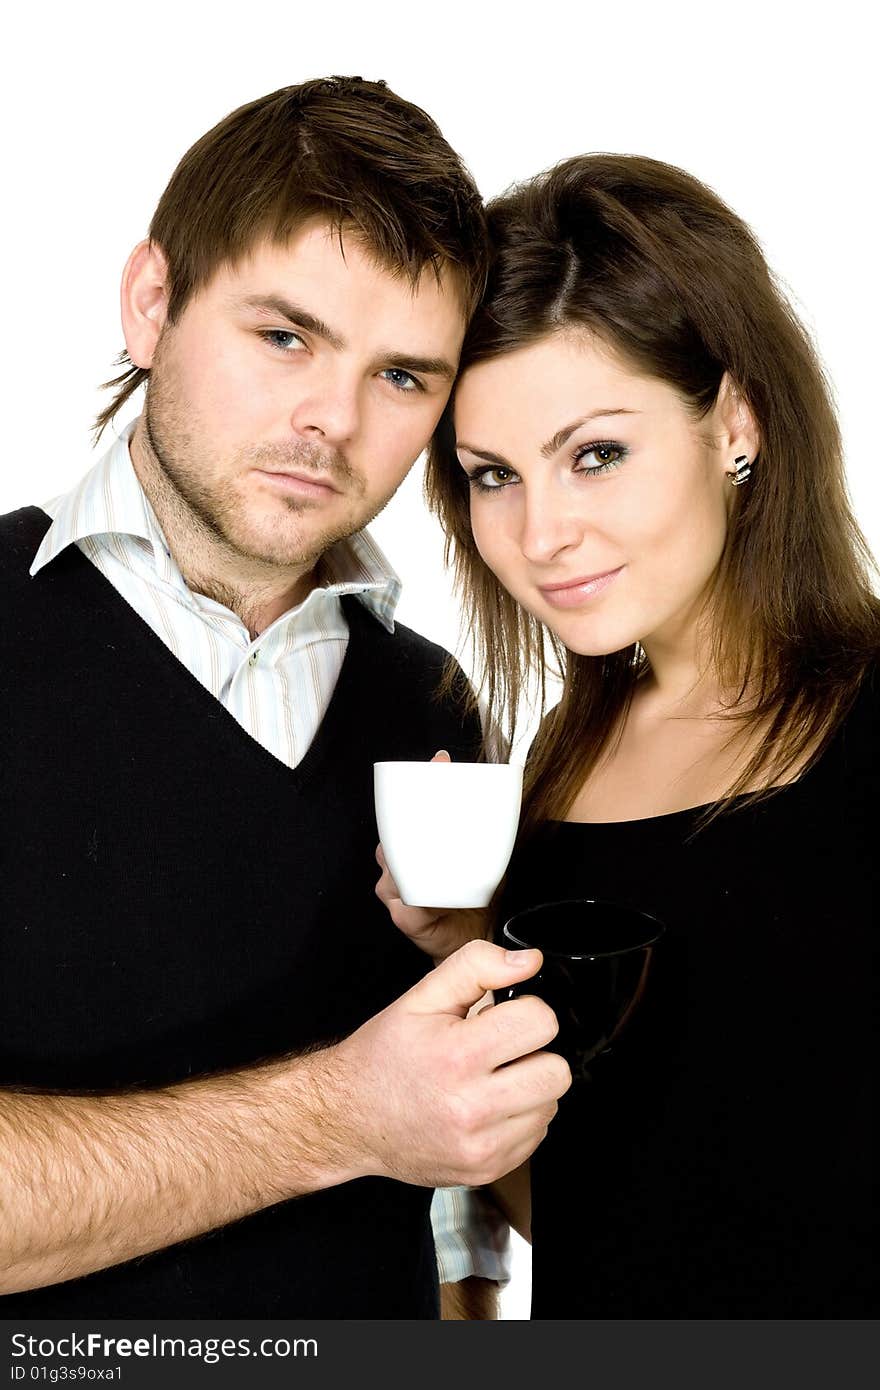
30;419;157;575
30;418;401;632
317;529;400;633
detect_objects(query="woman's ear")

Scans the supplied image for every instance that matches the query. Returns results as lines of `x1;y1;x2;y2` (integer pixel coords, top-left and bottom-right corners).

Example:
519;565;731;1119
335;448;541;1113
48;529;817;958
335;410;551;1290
120;240;170;369
715;372;761;475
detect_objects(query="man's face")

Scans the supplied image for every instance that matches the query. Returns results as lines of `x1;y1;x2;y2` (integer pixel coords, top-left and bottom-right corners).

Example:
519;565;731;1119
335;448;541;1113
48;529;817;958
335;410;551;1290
140;221;466;570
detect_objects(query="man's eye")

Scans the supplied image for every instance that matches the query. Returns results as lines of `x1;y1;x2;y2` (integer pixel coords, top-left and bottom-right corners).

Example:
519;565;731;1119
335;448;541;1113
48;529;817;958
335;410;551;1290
381;368;420;393
260;330;306;352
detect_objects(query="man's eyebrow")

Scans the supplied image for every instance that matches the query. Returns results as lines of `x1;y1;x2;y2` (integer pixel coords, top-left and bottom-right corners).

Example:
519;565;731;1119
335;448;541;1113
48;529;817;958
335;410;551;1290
457;408;641;466
232;294;455;380
234;294;346;350
375;352;457;381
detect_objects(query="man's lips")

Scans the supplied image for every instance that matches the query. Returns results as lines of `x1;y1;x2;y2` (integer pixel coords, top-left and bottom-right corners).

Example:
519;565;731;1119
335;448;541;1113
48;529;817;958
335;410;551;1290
254;468;340;498
537;566;624;608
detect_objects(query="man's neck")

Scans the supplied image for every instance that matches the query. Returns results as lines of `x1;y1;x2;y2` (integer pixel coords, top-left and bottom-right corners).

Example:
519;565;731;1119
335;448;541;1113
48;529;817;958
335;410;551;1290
186;569;319;641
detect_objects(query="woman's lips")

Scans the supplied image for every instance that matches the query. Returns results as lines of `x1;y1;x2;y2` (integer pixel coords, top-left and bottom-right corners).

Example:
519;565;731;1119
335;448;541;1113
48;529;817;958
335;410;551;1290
538;566;624;608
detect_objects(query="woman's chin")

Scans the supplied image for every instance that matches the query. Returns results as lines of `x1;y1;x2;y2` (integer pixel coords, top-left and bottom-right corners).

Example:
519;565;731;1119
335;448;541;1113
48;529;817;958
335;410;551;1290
543;615;641;659
510;587;643;657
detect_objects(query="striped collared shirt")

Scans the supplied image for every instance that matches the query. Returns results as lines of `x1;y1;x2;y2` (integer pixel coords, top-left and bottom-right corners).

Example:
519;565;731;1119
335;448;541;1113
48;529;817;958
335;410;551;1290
31;420;401;764
31;420;509;1290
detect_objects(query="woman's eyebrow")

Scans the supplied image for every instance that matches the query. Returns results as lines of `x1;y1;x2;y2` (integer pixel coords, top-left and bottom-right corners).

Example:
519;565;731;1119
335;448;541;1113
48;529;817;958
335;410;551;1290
457;408;641;466
455;444;510;467
539;409;641;458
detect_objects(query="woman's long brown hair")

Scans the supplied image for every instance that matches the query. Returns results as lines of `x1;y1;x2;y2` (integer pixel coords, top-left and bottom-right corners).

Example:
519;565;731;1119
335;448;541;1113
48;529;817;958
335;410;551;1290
426;154;880;831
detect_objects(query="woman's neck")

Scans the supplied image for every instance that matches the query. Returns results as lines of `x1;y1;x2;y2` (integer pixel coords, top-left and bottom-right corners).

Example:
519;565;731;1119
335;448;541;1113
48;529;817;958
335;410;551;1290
638;605;724;719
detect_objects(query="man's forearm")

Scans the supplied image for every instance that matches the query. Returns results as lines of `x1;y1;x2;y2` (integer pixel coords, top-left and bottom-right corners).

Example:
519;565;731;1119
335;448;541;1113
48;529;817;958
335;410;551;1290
0;1050;358;1295
1;942;567;1299
440;1277;499;1320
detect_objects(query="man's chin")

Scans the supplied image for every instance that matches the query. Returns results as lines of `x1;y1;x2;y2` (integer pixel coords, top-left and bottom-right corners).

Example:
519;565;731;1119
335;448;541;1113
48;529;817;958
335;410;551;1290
225;515;351;571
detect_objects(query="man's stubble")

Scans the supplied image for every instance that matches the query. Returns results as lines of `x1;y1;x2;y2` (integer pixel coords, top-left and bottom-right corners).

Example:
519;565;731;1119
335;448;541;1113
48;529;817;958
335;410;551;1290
139;335;398;578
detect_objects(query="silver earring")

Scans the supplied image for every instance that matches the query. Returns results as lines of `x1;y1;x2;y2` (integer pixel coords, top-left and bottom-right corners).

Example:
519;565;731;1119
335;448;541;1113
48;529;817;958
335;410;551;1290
727;455;752;486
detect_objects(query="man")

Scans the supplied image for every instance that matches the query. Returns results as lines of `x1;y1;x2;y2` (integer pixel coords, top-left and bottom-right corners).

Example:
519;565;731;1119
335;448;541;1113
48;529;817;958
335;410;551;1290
0;77;569;1319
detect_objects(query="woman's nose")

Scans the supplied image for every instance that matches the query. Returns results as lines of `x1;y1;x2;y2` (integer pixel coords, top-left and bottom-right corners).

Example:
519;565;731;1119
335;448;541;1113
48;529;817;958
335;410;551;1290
518;483;584;565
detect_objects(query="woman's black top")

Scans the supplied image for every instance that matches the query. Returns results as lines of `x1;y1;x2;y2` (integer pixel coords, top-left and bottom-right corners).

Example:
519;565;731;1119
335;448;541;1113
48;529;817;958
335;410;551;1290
500;670;877;1317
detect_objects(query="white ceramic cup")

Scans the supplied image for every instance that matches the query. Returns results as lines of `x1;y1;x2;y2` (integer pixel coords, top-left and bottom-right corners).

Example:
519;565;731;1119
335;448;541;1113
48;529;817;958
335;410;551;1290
374;760;524;909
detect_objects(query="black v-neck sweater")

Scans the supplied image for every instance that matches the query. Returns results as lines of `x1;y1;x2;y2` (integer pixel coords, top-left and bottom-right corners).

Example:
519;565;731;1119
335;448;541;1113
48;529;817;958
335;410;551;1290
0;506;482;1318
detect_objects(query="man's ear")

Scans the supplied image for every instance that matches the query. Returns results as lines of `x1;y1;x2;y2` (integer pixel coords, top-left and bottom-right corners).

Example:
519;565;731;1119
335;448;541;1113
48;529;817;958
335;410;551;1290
120;240;170;369
714;372;761;474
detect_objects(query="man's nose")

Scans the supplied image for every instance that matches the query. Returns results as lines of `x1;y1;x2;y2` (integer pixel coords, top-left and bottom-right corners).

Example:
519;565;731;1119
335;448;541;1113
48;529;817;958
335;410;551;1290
289;364;361;445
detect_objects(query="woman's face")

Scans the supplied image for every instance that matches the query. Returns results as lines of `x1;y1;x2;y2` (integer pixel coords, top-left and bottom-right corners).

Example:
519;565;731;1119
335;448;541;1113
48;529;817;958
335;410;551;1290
454;330;744;659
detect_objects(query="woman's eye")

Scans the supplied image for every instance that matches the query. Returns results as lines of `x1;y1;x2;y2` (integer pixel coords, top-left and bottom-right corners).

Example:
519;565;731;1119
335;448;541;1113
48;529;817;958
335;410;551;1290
261;330;306;352
592;445;621;465
576;442;627;472
469;465;518;491
381;368;420;393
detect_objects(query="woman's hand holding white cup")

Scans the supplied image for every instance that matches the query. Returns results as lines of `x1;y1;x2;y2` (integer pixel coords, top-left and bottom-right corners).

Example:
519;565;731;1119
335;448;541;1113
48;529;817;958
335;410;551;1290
374;750;522;962
374;750;522;898
375;751;488;962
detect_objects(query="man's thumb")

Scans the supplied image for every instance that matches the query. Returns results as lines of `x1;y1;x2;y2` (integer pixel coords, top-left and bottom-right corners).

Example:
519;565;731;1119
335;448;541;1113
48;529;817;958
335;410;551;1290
406;939;541;1018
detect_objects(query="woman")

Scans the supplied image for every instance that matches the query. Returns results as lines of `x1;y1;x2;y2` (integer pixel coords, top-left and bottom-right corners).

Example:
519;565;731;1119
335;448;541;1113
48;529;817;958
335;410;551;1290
379;154;878;1316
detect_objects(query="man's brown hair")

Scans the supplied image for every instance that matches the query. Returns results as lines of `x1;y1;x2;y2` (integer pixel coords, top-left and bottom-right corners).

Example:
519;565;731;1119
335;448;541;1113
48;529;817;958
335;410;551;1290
95;76;487;440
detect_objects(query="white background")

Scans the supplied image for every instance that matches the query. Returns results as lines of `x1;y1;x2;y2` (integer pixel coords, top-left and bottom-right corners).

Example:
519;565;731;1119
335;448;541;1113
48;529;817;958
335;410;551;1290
1;0;876;1319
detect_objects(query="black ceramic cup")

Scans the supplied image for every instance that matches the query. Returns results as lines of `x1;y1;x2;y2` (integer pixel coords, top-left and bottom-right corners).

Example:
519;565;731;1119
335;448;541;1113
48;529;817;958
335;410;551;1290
500;899;665;1082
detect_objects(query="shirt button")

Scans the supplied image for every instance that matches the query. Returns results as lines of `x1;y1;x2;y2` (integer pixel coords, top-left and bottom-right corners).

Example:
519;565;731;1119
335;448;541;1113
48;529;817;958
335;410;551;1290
249;650;260;666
